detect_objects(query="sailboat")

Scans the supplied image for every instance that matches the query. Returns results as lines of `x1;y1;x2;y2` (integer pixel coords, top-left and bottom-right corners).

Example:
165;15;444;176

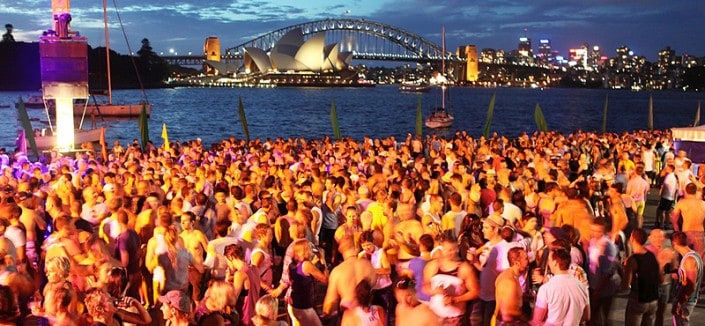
425;26;454;129
72;0;151;118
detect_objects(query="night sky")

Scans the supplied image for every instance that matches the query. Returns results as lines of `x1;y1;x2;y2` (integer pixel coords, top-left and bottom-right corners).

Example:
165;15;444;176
3;0;704;61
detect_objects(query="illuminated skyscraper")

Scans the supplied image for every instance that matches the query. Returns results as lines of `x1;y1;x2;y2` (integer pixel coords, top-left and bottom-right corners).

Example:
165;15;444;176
518;37;532;57
616;45;631;71
568;43;590;69
537;39;552;63
589;45;602;67
457;45;478;82
480;48;496;64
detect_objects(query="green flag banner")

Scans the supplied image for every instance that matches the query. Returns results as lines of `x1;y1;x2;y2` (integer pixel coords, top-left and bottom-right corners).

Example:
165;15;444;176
482;92;496;138
602;94;608;134
138;102;149;151
238;96;250;142
416;95;423;136
330;98;341;140
16;99;39;158
534;103;548;132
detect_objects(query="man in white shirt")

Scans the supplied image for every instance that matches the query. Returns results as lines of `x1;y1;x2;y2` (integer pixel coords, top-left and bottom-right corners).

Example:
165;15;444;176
641;144;656;185
532;247;590;325
656;164;678;229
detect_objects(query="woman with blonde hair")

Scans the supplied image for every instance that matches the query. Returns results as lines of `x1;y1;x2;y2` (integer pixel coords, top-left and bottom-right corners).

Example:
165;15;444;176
34;256;77;320
287;240;327;326
252;294;287;326
83;288;151;326
44;215;90;291
194;280;238;326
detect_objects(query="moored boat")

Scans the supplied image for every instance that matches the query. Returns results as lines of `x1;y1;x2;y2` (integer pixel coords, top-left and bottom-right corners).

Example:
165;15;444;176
399;82;430;93
33;126;106;150
425;106;454;128
424;27;453;129
74;99;150;118
15;95;46;108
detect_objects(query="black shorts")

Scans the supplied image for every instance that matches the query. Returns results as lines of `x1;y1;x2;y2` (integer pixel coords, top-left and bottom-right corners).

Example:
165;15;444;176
658;198;674;211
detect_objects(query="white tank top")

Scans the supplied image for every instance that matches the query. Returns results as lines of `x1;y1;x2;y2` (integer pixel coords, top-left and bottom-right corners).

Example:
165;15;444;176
371;247;392;289
354;305;382;326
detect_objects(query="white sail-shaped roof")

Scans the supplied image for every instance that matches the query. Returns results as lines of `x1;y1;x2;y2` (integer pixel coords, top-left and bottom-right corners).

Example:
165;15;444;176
239;27;350;74
322;44;338;71
244;47;272;72
295;32;325;71
271;28;305;71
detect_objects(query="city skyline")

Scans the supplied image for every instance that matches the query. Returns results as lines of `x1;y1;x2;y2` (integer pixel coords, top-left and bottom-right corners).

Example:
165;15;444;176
2;0;704;61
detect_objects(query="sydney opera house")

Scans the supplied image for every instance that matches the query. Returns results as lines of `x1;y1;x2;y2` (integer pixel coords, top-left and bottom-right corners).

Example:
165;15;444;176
240;28;371;87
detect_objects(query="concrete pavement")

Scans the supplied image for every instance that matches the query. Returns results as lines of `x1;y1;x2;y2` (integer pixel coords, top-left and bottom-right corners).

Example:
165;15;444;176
609;188;705;323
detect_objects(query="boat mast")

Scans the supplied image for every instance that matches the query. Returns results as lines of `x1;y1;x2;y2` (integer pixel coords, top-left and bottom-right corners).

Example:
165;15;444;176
441;26;445;78
441;25;445;109
103;0;112;104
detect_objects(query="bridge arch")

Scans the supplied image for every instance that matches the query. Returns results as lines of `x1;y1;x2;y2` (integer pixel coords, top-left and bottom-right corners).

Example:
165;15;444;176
224;18;461;62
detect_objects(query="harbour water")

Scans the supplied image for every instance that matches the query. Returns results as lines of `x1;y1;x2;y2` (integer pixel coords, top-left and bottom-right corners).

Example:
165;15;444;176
0;86;702;150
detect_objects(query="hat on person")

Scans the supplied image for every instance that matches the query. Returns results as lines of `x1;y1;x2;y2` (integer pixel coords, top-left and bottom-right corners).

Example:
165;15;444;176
544;227;567;241
484;214;506;228
102;183;115;193
158;290;191;313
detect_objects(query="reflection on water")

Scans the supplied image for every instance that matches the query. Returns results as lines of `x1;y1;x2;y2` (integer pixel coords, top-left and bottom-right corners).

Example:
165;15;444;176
0;86;702;150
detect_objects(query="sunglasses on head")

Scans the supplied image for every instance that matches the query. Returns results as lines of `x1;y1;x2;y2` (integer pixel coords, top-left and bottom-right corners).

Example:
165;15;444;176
395;278;415;290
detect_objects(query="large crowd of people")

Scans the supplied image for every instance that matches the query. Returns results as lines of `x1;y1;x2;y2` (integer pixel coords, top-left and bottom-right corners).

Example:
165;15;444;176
0;128;703;326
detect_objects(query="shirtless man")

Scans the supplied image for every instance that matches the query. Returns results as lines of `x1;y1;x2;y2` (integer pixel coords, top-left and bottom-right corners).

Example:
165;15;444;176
394;276;440;326
644;228;678;326
494;247;530;325
423;238;479;325
606;183;629;243
179;211;208;302
393;203;423;276
323;236;376;317
670;183;705;257
16;192;46;267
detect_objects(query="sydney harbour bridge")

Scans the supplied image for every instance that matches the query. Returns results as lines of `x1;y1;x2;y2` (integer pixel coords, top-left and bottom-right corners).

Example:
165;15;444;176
164;18;467;66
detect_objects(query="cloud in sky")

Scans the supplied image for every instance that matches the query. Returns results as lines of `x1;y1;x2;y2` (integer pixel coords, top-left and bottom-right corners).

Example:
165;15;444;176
1;0;703;61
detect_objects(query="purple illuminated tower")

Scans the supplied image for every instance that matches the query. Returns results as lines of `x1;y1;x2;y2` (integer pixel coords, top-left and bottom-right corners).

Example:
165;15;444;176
39;0;89;150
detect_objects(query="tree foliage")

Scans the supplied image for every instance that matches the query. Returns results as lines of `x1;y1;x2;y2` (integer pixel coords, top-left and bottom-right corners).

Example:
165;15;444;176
87;38;169;90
